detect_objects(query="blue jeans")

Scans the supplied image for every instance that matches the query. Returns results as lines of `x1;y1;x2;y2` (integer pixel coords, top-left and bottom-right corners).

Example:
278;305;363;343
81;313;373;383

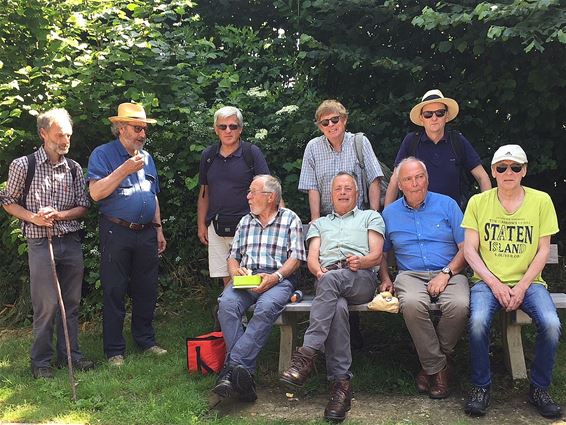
218;277;293;373
469;281;561;388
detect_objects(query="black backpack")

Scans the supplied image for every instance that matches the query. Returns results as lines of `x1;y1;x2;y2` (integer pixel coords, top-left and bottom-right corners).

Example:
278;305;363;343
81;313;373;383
19;153;79;208
406;130;472;208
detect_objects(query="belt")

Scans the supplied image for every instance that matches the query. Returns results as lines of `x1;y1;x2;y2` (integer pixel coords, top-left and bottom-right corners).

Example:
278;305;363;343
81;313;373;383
325;260;349;270
103;215;156;231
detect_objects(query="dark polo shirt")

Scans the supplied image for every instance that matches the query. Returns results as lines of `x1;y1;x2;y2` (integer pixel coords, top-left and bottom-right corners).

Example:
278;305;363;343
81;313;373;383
394;131;482;205
199;140;270;226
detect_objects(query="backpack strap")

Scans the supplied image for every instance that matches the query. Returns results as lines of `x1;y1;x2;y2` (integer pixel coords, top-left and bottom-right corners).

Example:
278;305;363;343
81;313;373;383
203;141;256;182
407;131;421;157
21;153;37;208
353;133;369;206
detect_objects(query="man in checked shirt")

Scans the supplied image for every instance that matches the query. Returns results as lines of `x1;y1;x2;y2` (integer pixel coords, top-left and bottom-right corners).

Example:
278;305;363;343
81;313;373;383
0;108;93;379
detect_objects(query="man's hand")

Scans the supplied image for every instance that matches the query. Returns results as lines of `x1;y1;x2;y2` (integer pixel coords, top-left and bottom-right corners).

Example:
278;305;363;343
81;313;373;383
427;273;450;298
316;267;329;280
379;277;394;294
197;224;208;245
346;255;361;272
489;280;513;309
252;273;278;294
506;284;528;312
121;153;145;175
32;207;56;227
157;228;167;254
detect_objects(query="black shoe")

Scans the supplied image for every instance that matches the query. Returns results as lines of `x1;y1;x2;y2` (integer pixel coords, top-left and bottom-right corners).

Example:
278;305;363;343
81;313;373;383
233;365;257;402
212;365;234;398
349;312;364;350
464;385;490;416
32;365;53;379
57;357;95;371
529;384;562;418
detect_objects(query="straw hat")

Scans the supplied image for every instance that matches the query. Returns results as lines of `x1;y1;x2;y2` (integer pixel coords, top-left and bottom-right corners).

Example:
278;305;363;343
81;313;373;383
108;103;157;124
409;89;459;126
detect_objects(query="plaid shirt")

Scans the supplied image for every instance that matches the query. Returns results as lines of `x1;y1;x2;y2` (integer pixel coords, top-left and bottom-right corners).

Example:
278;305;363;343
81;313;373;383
0;146;90;238
298;131;384;215
230;208;306;271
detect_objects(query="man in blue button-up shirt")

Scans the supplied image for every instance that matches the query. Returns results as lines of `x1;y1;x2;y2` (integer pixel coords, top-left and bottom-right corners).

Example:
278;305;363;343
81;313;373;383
87;103;167;366
380;157;469;400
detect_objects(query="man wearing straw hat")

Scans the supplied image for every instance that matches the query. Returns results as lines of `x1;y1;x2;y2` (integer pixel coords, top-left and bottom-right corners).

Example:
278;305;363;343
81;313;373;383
87;102;167;366
0;108;93;378
384;89;491;209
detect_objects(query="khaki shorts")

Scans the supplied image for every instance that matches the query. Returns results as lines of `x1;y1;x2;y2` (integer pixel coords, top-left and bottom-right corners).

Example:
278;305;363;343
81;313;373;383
207;222;233;278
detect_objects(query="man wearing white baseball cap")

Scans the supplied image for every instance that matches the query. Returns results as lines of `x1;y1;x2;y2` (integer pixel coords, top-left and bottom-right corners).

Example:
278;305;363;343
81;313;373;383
384;89;491;210
462;144;561;418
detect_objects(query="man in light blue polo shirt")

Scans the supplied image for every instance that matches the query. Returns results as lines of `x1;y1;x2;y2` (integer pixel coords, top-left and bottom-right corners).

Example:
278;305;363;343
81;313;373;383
87;103;167;366
280;172;385;423
380;157;469;400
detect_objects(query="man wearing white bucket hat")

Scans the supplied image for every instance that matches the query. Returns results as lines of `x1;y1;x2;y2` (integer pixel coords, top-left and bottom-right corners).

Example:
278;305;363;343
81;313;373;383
384;89;491;209
462;144;561;418
87;102;167;366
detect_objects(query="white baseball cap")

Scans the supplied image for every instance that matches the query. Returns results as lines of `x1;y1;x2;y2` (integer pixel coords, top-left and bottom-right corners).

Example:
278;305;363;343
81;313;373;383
491;144;528;165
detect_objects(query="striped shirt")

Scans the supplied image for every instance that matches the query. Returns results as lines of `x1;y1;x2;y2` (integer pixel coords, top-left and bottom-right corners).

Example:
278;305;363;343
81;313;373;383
0;146;90;238
230;208;306;271
298;131;384;215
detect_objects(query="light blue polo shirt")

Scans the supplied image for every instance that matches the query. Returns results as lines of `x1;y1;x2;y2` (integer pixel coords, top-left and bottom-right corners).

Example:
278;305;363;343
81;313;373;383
307;207;385;268
87;139;159;224
382;191;463;271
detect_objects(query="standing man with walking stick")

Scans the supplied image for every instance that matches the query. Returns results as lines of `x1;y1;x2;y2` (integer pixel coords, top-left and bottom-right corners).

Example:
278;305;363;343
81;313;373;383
0;108;94;379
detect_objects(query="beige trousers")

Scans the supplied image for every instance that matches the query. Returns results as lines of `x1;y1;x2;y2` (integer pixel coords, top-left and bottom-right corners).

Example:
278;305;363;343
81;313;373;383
394;270;469;375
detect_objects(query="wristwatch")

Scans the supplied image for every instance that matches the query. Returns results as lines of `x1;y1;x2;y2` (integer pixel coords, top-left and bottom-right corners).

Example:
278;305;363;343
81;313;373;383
274;271;284;283
441;266;453;278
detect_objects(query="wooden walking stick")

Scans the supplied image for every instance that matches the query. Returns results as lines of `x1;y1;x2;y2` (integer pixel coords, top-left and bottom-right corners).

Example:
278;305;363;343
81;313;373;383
45;219;77;401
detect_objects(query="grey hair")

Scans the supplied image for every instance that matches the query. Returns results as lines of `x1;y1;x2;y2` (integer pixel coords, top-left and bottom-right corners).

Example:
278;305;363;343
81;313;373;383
214;106;244;128
331;171;359;191
396;157;428;179
110;122;127;137
36;108;72;136
253;174;282;205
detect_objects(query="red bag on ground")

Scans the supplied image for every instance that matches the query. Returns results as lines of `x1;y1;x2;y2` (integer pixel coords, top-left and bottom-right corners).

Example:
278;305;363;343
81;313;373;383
186;331;226;375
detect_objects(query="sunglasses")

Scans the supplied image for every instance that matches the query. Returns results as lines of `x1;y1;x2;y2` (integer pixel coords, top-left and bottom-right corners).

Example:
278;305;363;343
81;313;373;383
495;164;523;173
216;124;240;131
421;109;447;119
128;124;148;134
317;116;341;127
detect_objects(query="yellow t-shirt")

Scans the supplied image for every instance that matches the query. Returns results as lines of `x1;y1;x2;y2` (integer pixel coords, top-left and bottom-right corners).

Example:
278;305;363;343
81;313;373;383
461;187;559;286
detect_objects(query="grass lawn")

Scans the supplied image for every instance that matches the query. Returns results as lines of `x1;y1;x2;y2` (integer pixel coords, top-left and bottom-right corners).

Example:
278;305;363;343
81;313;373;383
1;289;566;424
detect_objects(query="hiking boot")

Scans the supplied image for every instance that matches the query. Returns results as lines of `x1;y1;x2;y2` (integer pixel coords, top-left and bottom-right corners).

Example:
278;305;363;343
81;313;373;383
212;365;234;399
429;366;449;399
324;379;352;422
280;346;317;388
145;345;167;356
464;385;490;416
415;369;429;394
108;355;125;367
57;357;95;371
233;365;257;402
529;384;562;418
32;365;53;379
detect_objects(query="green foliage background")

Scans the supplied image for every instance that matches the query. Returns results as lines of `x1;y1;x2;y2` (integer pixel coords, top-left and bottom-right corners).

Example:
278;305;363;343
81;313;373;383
1;0;565;320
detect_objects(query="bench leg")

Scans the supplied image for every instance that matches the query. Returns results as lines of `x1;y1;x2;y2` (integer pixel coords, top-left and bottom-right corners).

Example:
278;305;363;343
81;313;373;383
501;312;528;380
278;315;296;374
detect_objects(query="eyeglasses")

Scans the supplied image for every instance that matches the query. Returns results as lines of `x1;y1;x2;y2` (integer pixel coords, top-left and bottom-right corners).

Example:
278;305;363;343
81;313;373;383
247;189;273;197
128;124;148;134
216;124;240;131
495;164;523;173
421;109;447;119
317;116;341;127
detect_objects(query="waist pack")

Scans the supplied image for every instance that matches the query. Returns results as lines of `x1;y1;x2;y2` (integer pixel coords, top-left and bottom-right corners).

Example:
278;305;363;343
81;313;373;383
212;214;243;237
186;331;226;375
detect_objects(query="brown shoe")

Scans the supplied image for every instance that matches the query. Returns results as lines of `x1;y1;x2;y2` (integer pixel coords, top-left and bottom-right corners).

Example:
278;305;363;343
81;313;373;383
415;369;429;394
324;379;353;422
279;346;317;388
429;366;449;399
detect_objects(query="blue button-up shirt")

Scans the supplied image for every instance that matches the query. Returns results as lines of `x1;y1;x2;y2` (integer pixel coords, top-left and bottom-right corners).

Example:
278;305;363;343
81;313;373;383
87;139;159;223
382;191;463;271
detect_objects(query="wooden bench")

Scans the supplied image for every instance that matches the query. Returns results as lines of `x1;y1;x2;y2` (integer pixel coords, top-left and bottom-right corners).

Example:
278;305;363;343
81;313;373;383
273;244;565;379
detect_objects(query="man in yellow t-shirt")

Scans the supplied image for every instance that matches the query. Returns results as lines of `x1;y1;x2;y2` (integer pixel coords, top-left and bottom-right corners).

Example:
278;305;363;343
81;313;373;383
461;144;561;419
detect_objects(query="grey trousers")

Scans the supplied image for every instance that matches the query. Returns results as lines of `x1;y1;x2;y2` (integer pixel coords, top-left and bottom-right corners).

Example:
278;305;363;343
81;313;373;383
27;232;84;368
395;270;469;374
303;268;377;381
